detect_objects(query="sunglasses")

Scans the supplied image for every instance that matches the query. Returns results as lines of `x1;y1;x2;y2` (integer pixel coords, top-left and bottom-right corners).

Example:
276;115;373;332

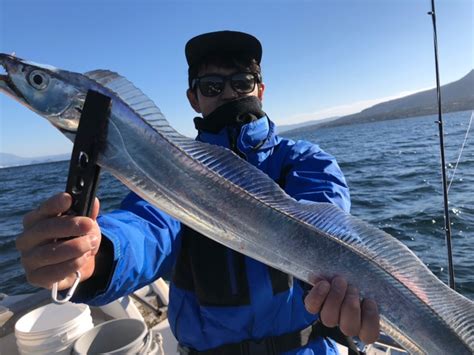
191;72;261;97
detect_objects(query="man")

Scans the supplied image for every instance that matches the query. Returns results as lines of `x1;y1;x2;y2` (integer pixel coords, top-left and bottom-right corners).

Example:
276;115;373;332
17;31;380;354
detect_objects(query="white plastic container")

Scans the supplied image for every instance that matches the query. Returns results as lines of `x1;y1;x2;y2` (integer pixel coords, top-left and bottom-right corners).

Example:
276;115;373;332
72;318;161;354
15;302;94;355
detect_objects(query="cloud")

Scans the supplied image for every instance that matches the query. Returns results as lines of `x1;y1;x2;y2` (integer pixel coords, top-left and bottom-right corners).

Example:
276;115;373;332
276;88;432;125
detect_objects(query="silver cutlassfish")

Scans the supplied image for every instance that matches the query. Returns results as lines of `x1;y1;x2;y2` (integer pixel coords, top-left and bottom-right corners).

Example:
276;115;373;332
0;54;472;354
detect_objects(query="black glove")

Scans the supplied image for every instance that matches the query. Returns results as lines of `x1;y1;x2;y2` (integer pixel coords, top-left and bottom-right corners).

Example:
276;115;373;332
194;96;266;134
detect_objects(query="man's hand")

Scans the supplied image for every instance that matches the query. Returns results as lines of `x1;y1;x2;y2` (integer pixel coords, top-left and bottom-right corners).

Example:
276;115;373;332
16;192;101;291
304;276;380;344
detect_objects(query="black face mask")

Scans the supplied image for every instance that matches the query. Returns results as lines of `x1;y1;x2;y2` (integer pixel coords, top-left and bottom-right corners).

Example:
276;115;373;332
193;96;266;134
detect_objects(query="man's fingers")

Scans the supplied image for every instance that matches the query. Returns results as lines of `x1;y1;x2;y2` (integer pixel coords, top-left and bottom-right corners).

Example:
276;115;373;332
17;194;102;292
21;235;98;270
304;280;330;314
26;252;92;290
319;276;347;328
339;286;361;337
23;193;72;228
16;215;95;252
359;299;380;344
305;275;380;343
90;198;100;220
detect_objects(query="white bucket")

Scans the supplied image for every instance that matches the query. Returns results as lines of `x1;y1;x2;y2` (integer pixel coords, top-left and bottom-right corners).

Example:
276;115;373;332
15;302;94;355
72;318;161;354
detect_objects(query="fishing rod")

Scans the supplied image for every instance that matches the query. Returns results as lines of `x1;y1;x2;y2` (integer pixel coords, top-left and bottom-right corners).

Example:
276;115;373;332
427;0;455;290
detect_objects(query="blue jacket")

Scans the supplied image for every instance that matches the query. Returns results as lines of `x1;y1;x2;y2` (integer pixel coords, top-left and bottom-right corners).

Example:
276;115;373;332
77;116;350;354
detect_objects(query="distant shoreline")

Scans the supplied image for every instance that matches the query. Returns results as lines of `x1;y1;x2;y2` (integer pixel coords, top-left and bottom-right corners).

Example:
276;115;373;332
282;109;473;135
0;159;69;170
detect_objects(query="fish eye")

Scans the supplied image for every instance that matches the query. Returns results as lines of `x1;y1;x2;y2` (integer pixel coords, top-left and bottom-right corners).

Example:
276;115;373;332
28;70;49;90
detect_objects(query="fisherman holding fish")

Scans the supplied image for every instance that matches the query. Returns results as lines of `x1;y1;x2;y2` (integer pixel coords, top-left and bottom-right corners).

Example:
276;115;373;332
16;31;380;354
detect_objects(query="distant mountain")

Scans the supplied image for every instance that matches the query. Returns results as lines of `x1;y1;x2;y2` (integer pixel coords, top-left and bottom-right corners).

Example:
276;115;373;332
0;152;70;168
286;70;474;134
278;116;340;132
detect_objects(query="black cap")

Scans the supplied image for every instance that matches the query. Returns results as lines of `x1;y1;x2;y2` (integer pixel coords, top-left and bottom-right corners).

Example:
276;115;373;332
185;30;262;67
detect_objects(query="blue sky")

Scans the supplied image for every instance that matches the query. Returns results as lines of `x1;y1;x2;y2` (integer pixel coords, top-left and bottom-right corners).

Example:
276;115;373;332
0;0;472;157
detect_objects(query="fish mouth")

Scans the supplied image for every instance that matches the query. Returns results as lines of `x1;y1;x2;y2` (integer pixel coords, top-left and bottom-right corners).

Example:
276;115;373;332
0;53;26;102
0;72;17;99
0;59;12;94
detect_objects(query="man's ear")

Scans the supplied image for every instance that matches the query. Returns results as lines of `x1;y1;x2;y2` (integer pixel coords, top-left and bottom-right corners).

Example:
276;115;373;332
187;89;201;113
257;83;265;101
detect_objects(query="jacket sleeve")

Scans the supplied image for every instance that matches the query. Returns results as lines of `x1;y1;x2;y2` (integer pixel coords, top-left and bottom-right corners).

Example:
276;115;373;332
281;140;351;213
71;192;182;306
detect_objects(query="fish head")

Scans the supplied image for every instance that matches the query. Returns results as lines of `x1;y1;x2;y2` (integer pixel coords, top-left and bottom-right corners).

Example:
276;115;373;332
0;53;87;137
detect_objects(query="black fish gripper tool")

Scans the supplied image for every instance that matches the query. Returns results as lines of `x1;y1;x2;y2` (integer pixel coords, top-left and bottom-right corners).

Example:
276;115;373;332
52;90;111;304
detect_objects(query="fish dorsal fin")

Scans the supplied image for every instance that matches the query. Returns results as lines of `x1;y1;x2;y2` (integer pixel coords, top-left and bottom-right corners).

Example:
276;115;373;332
84;70;176;134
